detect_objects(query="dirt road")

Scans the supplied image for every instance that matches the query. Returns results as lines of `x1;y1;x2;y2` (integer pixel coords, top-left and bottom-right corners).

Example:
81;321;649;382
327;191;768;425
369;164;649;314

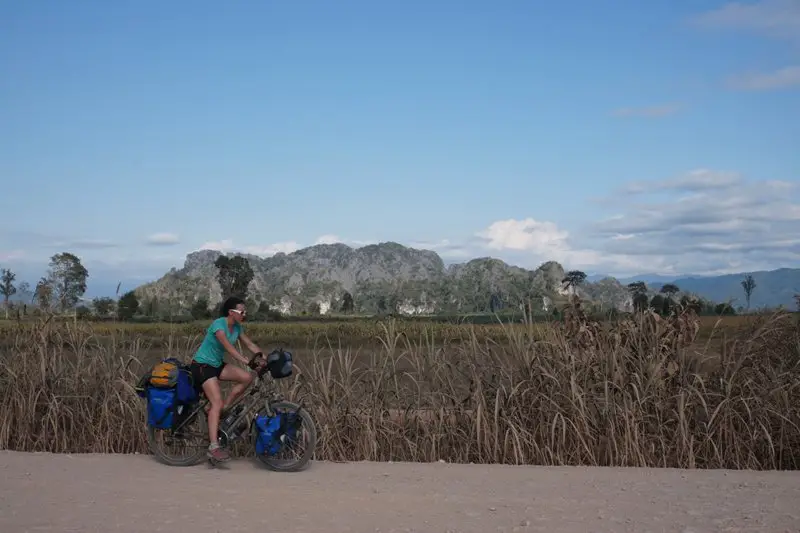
1;451;798;533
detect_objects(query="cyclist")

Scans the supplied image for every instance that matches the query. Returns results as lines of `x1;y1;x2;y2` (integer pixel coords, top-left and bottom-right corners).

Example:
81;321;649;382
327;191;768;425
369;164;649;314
188;296;266;462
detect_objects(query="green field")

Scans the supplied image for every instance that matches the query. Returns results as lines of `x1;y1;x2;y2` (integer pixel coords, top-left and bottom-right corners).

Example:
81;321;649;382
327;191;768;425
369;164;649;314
0;313;760;348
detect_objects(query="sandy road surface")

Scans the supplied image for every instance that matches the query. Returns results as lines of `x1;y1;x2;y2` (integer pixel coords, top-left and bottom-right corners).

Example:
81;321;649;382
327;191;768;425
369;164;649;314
1;451;799;533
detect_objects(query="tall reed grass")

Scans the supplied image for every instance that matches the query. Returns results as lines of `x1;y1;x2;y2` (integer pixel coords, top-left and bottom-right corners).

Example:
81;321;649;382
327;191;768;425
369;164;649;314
1;300;798;469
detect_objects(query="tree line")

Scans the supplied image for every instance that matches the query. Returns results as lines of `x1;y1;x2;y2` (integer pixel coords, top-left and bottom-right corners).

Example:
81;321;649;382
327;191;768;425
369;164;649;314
561;269;766;316
0;252;139;321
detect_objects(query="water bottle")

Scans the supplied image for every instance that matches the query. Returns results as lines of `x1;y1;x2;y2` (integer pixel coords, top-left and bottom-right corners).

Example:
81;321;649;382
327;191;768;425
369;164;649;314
222;404;243;430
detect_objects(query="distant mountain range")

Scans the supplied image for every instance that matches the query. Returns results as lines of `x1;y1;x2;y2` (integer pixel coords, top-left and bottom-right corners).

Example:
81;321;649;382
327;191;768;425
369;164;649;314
8;244;797;313
586;273;703;285
134;244;577;315
650;269;798;310
591;269;798;309
127;243;799;315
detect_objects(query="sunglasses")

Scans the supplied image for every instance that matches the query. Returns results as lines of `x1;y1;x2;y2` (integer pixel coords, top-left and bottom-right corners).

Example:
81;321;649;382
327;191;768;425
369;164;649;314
231;309;247;316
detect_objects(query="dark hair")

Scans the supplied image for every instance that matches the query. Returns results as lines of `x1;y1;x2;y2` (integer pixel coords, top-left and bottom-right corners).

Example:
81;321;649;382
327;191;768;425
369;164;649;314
219;296;245;317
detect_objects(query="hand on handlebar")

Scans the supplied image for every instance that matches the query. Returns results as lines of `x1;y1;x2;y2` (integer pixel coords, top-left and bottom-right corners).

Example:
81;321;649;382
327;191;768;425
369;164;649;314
248;352;266;371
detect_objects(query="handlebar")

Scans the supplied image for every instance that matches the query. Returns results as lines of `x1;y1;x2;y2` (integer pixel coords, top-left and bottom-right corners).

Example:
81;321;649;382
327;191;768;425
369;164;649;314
246;348;294;382
247;351;270;378
247;352;262;368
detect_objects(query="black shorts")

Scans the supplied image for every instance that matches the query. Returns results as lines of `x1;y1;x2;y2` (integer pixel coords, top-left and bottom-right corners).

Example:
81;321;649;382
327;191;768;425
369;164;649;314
188;361;226;392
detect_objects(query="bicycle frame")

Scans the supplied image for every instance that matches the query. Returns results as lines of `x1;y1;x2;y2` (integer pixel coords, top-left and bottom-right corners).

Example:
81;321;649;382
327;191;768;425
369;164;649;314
171;364;291;444
218;377;281;442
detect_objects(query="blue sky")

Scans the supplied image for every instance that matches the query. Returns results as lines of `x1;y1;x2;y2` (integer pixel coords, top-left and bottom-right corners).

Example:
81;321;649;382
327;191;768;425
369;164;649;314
1;0;799;296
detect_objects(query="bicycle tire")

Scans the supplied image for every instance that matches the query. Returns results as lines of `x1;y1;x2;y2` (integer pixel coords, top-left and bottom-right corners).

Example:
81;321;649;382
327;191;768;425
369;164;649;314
253;400;317;472
146;406;209;467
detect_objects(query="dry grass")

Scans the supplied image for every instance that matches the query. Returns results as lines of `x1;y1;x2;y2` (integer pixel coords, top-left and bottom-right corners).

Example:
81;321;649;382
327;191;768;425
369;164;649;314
0;319;535;350
1;301;798;469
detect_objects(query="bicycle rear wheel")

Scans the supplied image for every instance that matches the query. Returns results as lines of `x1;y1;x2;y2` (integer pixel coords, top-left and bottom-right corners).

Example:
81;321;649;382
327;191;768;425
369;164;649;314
253;401;317;472
147;403;209;466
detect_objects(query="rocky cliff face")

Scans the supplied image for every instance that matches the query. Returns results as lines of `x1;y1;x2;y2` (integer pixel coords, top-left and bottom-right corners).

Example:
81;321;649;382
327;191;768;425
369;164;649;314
134;242;631;316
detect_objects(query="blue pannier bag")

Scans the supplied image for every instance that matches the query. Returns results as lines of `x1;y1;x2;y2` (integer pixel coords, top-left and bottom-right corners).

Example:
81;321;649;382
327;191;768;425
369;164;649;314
255;414;283;455
140;358;198;430
254;411;302;455
175;367;197;404
282;411;301;443
147;387;177;429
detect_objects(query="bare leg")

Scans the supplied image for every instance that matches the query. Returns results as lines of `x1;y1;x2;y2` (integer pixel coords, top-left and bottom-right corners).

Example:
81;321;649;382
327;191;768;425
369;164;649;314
201;377;229;461
220;364;254;409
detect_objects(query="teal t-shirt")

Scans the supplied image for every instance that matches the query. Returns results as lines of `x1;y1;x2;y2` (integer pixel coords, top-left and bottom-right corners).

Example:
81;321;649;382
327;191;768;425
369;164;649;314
193;317;242;367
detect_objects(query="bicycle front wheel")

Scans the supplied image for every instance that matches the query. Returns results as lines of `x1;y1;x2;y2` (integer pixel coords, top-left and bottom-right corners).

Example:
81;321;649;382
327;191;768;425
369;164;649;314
253;400;317;472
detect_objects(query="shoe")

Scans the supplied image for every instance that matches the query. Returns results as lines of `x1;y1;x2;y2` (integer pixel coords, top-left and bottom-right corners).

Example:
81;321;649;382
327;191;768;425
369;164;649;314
207;443;231;462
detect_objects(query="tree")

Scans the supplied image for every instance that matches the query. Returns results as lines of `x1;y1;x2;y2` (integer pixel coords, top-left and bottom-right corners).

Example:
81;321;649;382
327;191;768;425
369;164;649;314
561;270;587;294
340;291;354;313
142;297;158;317
191;297;210;320
254;301;271;321
715;302;736;316
34;277;53;311
0;268;17;319
47;252;89;312
627;281;648;312
92;297;115;317
657;283;679;315
741;274;756;310
214;255;254;300
489;293;502;313
660;283;680;299
650;294;667;315
16;281;31;316
679;295;701;314
627;281;647;295
17;281;31;301
117;290;139;321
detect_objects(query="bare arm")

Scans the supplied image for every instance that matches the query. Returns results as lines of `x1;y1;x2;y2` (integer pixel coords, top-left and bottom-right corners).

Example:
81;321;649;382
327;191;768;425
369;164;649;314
214;329;251;366
239;332;264;357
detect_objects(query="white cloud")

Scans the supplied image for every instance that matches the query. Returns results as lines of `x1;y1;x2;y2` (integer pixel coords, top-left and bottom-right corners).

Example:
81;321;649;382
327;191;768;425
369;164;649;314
458;168;800;276
409;239;473;259
197;239;301;257
690;1;800;91
54;239;117;249
763;179;797;190
728;65;800;90
472;218;645;274
477;219;569;253
189;177;799;277
244;242;301;256
0;250;25;262
586;171;800;274
314;234;342;245
690;0;800;42
622;169;741;195
145;232;180;246
7;167;799;282
198;239;234;251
